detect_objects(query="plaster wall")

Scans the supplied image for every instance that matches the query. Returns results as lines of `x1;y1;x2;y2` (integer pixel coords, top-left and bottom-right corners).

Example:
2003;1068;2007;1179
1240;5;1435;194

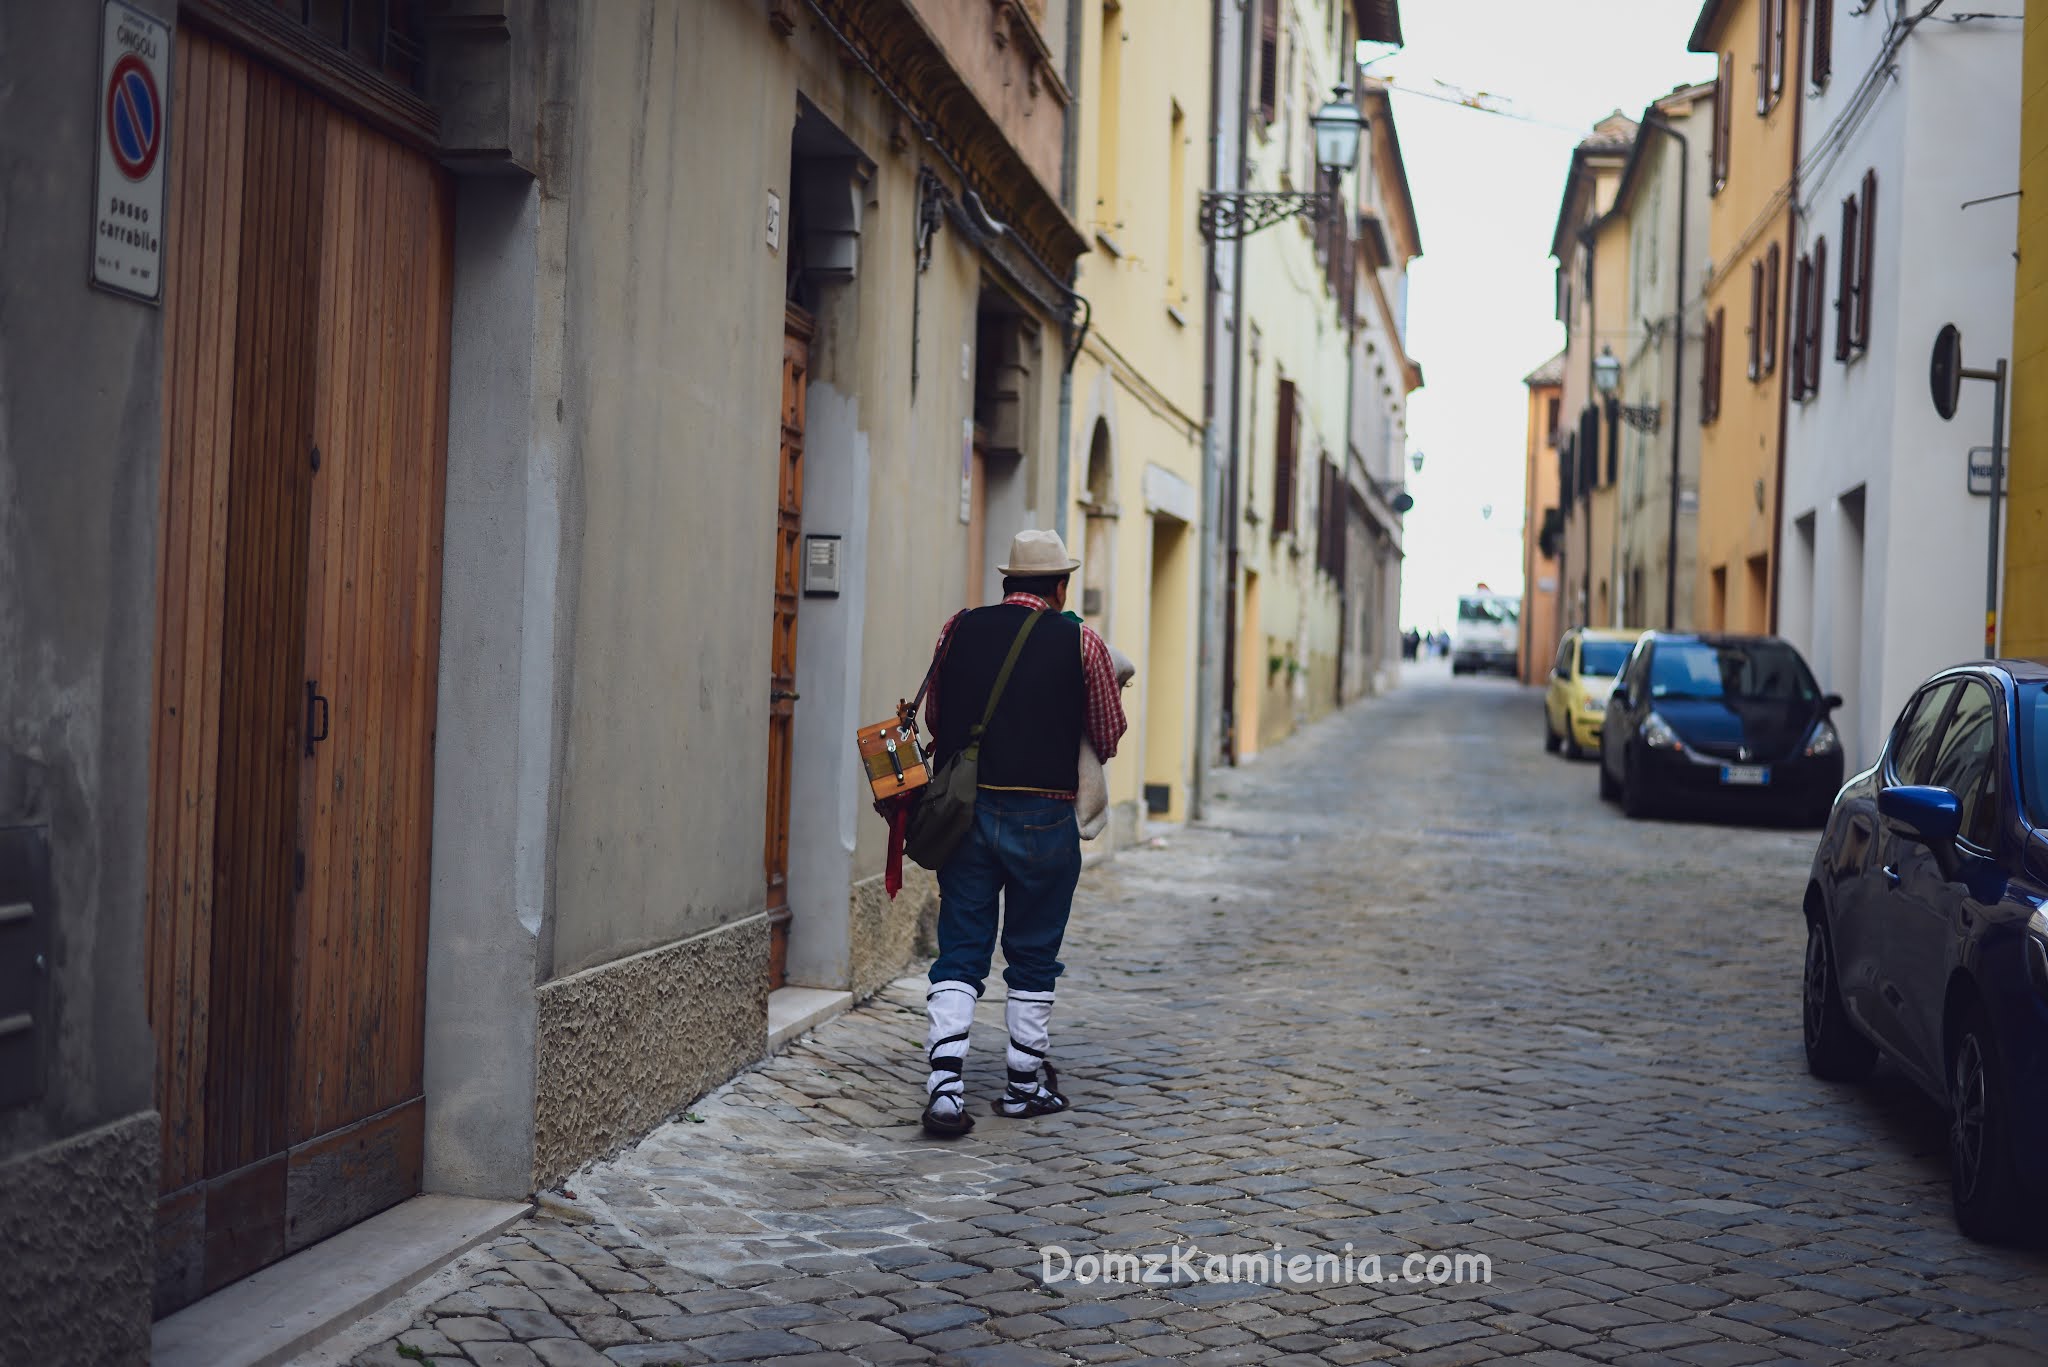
0;1;171;1356
1781;12;2022;767
2005;4;2048;656
1694;0;1801;632
1520;379;1563;682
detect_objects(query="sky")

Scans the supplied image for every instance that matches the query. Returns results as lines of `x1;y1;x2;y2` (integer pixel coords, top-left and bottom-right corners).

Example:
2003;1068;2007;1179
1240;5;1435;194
1383;0;1715;631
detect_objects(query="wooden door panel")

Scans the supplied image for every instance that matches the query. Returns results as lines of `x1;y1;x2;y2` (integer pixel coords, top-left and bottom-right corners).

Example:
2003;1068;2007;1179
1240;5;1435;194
767;307;813;989
297;116;451;1141
205;54;325;1181
150;27;248;1199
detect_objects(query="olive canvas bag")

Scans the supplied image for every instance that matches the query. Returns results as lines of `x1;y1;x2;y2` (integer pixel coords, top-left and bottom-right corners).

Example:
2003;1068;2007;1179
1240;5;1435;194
903;610;1044;870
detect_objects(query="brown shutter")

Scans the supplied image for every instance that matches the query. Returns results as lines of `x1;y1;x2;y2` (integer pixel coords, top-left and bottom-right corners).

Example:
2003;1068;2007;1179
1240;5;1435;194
1757;0;1771;114
1258;0;1279;124
1836;194;1858;361
1748;259;1763;381
1771;0;1787;100
1700;314;1714;422
1808;236;1827;393
1813;0;1833;86
1273;377;1296;534
1764;242;1781;377
1789;254;1807;399
1856;168;1876;348
1717;55;1734;190
1713;307;1727;418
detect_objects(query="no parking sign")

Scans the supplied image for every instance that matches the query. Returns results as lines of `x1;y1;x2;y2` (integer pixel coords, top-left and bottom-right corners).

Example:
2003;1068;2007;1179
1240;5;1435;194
91;0;171;302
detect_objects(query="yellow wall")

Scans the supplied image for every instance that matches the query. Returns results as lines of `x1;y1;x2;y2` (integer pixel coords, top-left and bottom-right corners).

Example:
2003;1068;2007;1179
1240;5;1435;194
1695;0;1798;632
1521;378;1562;681
1589;210;1632;627
1068;0;1209;822
2005;4;2048;655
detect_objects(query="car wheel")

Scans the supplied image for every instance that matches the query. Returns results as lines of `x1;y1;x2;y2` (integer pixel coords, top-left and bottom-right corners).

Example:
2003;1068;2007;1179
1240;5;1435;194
1802;918;1876;1082
1621;753;1655;820
1598;752;1620;801
1544;719;1561;753
1949;1003;2032;1243
1563;725;1584;762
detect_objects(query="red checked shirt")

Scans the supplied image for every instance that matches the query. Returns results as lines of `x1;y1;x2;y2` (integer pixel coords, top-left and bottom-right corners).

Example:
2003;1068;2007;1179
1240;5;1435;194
924;593;1127;797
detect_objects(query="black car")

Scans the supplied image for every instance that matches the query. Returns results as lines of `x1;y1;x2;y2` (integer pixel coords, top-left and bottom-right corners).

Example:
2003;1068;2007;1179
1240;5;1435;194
1598;633;1845;823
1803;661;2048;1241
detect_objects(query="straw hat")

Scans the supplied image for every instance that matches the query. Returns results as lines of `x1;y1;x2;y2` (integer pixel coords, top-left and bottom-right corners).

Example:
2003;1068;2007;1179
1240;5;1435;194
996;528;1081;577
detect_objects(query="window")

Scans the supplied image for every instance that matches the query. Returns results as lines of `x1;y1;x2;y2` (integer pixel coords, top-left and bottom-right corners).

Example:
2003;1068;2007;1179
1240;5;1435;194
1790;252;1811;400
1748;259;1763;381
1837;171;1875;360
1166;100;1185;301
1792;237;1826;399
1258;0;1279;125
1560;433;1575;505
1701;308;1725;424
1929;682;2000;849
1579;638;1633;678
1096;2;1121;228
1317;456;1345;579
1711;56;1732;193
2019;684;2048;827
1808;237;1826;393
1272;377;1298;535
1891;681;1960;786
1769;0;1788;105
1647;638;1819;702
1552;634;1573;679
1762;242;1780;378
1813;0;1834;87
1546;396;1560;446
1578;405;1599;501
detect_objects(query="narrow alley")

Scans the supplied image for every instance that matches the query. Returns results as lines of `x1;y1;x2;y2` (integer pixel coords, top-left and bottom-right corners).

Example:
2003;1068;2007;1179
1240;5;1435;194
322;669;2048;1367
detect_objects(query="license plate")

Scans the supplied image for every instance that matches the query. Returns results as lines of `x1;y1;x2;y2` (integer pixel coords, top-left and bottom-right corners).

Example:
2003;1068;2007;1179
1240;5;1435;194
1720;764;1770;786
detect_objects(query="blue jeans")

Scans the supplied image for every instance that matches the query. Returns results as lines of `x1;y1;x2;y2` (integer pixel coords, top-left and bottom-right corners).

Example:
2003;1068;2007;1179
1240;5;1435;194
929;791;1081;995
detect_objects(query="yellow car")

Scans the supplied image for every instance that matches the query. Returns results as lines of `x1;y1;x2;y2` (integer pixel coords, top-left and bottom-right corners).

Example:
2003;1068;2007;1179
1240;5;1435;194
1544;627;1644;759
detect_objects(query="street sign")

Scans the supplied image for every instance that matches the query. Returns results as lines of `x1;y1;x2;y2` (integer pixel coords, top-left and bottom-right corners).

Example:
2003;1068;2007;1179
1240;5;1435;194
1931;323;1963;421
1967;446;1999;496
91;0;171;303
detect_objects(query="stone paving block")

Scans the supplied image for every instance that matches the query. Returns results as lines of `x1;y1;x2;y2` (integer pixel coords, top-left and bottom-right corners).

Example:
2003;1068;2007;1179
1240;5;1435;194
565;1315;646;1348
441;1316;513;1343
529;1341;615;1367
467;1345;546;1367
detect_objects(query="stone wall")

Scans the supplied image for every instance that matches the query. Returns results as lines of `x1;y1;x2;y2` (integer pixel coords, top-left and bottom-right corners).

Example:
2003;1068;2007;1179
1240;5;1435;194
532;917;770;1186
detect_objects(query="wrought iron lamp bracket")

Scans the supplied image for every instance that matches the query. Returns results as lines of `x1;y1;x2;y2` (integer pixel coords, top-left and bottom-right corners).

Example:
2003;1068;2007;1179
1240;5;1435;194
1615;402;1662;434
1198;189;1337;242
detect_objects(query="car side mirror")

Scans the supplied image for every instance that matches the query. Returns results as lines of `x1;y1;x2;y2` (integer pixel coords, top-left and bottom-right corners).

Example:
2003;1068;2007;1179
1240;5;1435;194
1610;684;1631;709
1878;785;1961;849
1822;692;1845;711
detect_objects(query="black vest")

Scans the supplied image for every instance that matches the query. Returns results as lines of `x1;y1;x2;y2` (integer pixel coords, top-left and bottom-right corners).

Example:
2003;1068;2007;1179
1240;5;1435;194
934;605;1086;794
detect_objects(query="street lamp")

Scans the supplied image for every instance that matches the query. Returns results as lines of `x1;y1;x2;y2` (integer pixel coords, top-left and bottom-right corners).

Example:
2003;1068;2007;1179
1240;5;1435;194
1200;86;1367;241
1595;345;1662;434
1410;449;1425;475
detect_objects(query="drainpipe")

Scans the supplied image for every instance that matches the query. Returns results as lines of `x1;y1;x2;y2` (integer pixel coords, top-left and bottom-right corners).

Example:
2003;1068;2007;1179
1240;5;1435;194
1767;63;1802;636
1054;0;1083;543
1641;113;1689;630
1220;0;1255;766
1192;0;1230;819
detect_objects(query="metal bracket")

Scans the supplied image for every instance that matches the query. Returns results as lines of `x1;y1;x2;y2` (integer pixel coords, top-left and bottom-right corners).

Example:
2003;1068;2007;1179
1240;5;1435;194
1615;402;1662;434
1198;190;1337;242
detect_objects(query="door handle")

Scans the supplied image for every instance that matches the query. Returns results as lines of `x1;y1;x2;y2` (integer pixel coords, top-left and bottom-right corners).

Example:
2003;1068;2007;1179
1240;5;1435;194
304;681;330;757
1882;863;1900;888
770;689;801;702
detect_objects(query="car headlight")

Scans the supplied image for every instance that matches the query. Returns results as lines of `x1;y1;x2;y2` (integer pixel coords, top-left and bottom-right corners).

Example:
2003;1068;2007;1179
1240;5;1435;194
1582;695;1606;714
1641;712;1682;750
1804;719;1841;758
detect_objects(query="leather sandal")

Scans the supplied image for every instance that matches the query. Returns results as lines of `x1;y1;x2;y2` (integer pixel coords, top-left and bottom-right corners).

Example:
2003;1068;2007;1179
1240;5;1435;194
921;1097;975;1138
993;1062;1070;1118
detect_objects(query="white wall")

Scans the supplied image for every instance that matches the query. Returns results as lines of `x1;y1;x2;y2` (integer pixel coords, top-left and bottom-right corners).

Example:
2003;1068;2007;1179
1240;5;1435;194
1781;7;2022;769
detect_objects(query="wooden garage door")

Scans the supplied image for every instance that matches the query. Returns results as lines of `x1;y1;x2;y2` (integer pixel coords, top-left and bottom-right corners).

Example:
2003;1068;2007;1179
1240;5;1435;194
147;27;452;1314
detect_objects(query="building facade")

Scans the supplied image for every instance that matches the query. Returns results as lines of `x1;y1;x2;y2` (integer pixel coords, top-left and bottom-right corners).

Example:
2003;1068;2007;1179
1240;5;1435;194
1778;0;2024;766
2009;0;2048;657
1211;0;1405;764
1690;0;1802;634
1519;354;1565;683
1068;0;1210;832
1551;113;1637;632
3;0;1085;1352
1613;84;1714;634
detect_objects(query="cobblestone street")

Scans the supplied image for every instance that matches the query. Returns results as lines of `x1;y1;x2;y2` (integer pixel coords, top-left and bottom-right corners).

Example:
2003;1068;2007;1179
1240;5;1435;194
324;667;2048;1367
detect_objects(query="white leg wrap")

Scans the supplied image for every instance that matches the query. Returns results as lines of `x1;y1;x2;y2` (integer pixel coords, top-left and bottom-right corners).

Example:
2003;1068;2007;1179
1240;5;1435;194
1004;990;1055;1097
925;981;979;1110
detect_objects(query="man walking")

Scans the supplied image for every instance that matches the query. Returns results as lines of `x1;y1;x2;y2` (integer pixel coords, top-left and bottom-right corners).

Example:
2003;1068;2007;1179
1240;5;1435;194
920;529;1126;1137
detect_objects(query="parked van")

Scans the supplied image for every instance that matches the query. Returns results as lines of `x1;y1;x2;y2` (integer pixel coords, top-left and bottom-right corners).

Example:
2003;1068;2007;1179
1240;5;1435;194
1451;590;1520;676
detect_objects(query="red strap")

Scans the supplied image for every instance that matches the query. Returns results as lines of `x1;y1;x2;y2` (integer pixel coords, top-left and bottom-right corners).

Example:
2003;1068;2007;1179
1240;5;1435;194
885;799;907;900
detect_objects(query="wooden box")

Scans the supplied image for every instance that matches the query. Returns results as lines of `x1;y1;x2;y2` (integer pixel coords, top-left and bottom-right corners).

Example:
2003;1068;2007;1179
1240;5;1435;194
857;709;930;800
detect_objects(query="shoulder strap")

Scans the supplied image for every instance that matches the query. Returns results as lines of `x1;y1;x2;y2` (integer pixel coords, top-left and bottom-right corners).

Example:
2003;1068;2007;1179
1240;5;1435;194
968;611;1044;747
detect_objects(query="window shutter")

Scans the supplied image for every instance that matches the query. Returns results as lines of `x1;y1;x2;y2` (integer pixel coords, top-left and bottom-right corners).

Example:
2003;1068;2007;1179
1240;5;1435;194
1258;0;1279;124
1717;55;1734;189
1856;168;1876;348
1700;314;1715;421
1836;194;1858;361
1560;434;1574;505
1763;242;1780;377
1790;253;1810;399
1771;0;1787;98
1748;259;1763;381
1713;307;1726;419
1579;406;1598;503
1813;0;1833;86
1273;378;1296;534
1808;237;1826;393
1757;0;1770;114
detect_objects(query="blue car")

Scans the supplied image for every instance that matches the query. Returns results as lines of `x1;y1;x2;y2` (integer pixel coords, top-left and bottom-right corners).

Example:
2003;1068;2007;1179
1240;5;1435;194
1802;660;2048;1241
